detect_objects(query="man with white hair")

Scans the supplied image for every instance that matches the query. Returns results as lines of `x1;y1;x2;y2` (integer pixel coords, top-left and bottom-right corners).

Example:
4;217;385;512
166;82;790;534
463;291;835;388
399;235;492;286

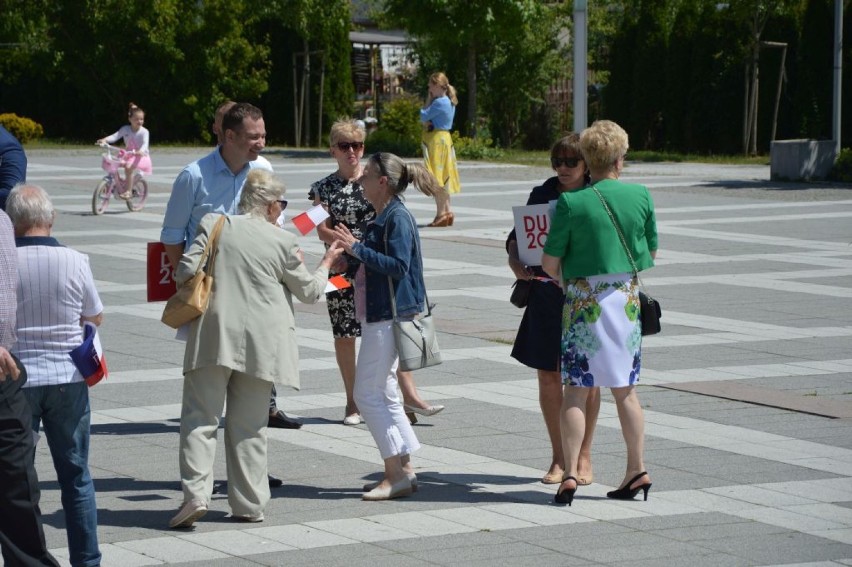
0;202;59;566
8;184;103;567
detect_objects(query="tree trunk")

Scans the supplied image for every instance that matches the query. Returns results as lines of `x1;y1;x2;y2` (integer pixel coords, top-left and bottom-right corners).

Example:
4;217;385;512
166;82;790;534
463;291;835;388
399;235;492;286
749;40;759;155
467;44;477;138
742;64;750;154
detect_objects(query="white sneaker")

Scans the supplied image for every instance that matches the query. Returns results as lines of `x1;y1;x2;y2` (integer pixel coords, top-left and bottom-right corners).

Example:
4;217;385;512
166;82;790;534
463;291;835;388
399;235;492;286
343;413;362;425
169;498;207;528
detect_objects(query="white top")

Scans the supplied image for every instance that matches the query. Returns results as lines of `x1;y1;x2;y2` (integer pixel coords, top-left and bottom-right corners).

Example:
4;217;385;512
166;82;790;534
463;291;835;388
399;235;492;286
13;238;103;387
104;124;150;154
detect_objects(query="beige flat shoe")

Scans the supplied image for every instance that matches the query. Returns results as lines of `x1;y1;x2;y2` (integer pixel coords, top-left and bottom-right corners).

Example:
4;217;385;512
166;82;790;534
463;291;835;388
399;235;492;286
362;477;413;501
169;498;207;529
363;473;418;493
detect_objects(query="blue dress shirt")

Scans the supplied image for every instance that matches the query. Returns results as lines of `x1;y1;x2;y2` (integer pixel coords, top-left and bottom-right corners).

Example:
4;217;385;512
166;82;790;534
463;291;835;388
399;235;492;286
160;148;273;248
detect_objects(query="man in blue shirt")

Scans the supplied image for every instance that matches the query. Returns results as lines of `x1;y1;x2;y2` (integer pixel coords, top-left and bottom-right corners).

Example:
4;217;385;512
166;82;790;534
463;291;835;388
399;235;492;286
160;103;299;491
0;126;27;210
161;103;272;267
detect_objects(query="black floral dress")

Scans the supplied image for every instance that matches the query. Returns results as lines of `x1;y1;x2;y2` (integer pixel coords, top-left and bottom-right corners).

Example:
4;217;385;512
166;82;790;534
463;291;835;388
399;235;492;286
309;172;375;338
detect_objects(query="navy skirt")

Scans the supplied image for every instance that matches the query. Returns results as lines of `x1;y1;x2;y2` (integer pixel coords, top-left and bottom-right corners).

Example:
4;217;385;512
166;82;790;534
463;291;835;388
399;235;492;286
510;279;564;372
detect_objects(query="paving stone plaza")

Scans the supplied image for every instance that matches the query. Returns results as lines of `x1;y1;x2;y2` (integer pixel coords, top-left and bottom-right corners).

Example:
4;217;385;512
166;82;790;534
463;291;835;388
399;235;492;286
23;147;852;566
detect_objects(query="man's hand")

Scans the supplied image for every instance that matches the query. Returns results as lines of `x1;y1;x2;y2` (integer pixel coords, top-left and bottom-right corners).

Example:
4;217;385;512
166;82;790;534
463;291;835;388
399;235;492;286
0;347;20;381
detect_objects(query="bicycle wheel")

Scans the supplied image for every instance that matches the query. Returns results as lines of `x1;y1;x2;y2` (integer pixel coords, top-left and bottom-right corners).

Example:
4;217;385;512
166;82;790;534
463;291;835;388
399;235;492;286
92;178;112;215
125;176;148;212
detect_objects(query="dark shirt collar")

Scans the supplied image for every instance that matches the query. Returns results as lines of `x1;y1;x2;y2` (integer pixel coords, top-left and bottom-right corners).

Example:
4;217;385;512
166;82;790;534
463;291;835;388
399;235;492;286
15;236;63;248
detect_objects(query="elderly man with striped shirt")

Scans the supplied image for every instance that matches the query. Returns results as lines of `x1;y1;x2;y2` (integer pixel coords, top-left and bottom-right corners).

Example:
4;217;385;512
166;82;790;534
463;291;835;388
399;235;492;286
0;203;60;566
7;184;103;567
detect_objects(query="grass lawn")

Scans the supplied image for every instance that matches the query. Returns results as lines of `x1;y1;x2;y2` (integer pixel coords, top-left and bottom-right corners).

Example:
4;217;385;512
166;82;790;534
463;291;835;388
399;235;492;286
24;139;771;167
493;148;770;167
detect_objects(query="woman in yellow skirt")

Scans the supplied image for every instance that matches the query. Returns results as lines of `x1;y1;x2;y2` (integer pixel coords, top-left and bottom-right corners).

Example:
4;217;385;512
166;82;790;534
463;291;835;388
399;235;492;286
420;72;461;227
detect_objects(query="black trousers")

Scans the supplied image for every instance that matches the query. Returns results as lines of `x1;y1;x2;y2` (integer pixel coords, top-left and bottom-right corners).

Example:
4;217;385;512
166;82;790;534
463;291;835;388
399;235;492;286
0;360;59;567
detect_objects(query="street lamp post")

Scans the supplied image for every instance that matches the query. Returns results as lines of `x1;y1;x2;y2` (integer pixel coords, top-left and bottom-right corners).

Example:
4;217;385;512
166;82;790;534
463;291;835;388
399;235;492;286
573;0;588;133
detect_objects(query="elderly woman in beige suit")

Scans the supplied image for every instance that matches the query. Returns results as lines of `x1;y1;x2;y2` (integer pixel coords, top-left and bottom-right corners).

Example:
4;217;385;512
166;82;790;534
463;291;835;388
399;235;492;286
169;169;343;529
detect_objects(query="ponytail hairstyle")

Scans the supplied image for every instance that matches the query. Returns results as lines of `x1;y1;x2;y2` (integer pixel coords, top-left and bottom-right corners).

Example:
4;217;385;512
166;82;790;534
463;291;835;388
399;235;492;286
369;152;441;198
429;72;458;106
127;102;144;118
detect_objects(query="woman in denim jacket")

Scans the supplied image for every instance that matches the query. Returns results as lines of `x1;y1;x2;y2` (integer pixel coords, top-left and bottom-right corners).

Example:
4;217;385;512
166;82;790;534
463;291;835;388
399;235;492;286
333;152;440;500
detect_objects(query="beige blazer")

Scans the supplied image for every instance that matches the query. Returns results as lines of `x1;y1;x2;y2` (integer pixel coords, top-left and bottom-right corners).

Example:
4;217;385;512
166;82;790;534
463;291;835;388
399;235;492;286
176;213;328;389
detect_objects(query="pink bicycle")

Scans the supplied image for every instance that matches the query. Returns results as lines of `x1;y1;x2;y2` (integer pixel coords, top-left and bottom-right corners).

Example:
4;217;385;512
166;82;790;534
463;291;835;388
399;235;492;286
92;143;149;215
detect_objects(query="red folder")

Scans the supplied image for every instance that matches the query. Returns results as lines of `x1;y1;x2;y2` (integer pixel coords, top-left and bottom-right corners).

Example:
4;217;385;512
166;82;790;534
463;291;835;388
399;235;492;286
147;242;177;302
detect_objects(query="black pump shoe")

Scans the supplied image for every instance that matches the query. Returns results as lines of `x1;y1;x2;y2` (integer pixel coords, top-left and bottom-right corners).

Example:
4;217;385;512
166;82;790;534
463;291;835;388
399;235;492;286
606;472;652;501
554;476;578;506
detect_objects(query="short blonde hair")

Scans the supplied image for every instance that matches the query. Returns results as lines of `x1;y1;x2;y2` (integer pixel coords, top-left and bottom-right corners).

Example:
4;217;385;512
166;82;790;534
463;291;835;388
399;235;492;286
239;169;285;217
330;118;366;146
579;120;629;173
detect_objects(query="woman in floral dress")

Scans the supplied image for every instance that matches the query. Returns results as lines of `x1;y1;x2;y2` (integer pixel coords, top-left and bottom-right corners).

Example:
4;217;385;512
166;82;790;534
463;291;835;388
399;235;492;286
310;120;374;425
541;120;657;506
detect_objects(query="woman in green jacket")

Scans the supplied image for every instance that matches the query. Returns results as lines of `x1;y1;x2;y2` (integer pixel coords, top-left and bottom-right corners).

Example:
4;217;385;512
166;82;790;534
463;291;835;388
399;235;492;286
541;120;657;506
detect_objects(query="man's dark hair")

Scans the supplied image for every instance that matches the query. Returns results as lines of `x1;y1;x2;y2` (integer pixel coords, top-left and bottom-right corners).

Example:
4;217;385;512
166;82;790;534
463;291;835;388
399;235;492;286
222;103;263;134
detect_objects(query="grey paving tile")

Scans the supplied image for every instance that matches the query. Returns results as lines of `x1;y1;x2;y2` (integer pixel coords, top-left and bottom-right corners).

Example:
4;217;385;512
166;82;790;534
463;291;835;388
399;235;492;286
694;532;852;563
239;542;401;567
608;552;752;567
30;154;852;565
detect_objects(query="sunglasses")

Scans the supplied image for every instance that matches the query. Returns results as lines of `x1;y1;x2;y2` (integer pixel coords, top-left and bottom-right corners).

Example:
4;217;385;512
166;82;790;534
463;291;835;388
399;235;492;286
336;141;365;152
277;199;288;209
551;157;582;168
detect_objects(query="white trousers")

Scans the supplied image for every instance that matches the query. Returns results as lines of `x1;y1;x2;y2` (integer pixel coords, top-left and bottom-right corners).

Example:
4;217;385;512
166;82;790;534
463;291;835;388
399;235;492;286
179;366;272;517
354;320;421;460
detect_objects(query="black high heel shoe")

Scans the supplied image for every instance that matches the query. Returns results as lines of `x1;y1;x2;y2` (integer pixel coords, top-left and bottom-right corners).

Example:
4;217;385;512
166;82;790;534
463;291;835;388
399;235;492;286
554;476;578;506
606;472;652;501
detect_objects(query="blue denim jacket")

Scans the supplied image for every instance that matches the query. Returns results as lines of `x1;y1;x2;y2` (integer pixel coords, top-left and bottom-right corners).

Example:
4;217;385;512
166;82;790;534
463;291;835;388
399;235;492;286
350;198;425;323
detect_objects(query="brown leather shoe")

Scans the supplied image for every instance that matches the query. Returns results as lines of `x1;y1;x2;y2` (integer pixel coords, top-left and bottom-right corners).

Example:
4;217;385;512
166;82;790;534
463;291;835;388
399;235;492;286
427;213;452;227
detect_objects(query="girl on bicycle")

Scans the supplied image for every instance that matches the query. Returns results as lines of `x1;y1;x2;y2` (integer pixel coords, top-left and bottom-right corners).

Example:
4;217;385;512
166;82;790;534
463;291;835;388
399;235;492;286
97;102;152;199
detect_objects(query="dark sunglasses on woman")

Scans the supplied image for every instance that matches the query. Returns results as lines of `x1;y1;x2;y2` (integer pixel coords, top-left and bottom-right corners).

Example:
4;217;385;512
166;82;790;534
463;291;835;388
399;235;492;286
336;141;364;152
551;157;582;168
277;199;288;209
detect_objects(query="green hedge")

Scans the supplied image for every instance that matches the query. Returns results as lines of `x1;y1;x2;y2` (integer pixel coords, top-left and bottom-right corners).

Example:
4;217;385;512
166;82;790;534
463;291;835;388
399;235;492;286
0;113;44;143
831;148;852;182
365;129;420;157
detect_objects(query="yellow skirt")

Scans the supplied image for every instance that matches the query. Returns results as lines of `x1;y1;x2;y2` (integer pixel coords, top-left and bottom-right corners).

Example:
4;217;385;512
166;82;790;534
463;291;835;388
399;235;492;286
422;130;461;194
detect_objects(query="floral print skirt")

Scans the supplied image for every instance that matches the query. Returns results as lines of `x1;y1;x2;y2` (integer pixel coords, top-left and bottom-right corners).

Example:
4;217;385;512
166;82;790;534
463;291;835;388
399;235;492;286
561;272;642;388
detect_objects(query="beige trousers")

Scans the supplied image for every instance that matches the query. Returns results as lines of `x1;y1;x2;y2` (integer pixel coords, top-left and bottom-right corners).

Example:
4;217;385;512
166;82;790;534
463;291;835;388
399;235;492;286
178;366;272;517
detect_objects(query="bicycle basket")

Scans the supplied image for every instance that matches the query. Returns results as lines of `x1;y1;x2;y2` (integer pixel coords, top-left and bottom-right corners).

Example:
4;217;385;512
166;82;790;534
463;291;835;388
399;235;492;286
101;153;124;173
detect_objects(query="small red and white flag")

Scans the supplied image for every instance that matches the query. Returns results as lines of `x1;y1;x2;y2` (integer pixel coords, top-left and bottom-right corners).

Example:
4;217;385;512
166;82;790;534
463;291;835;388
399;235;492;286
324;275;352;294
291;205;330;235
69;322;109;387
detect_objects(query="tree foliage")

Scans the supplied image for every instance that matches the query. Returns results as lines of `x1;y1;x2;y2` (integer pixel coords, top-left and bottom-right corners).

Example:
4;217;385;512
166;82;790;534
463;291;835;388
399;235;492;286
601;0;829;154
377;0;564;147
0;0;353;143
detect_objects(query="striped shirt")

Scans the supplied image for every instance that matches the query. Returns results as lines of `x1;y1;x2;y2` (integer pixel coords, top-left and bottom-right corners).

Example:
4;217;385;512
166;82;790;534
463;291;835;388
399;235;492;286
13;236;103;387
0;211;16;350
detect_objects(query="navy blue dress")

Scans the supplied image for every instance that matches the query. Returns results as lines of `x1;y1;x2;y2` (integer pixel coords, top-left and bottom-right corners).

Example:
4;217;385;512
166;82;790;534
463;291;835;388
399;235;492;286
506;177;565;372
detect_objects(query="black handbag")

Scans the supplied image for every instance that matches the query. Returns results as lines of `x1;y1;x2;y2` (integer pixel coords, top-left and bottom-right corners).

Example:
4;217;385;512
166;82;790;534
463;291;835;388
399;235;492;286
639;291;661;335
510;279;531;308
592;186;662;336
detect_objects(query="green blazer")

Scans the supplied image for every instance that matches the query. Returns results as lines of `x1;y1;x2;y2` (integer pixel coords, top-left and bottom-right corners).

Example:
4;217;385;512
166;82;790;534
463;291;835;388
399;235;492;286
542;179;657;279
